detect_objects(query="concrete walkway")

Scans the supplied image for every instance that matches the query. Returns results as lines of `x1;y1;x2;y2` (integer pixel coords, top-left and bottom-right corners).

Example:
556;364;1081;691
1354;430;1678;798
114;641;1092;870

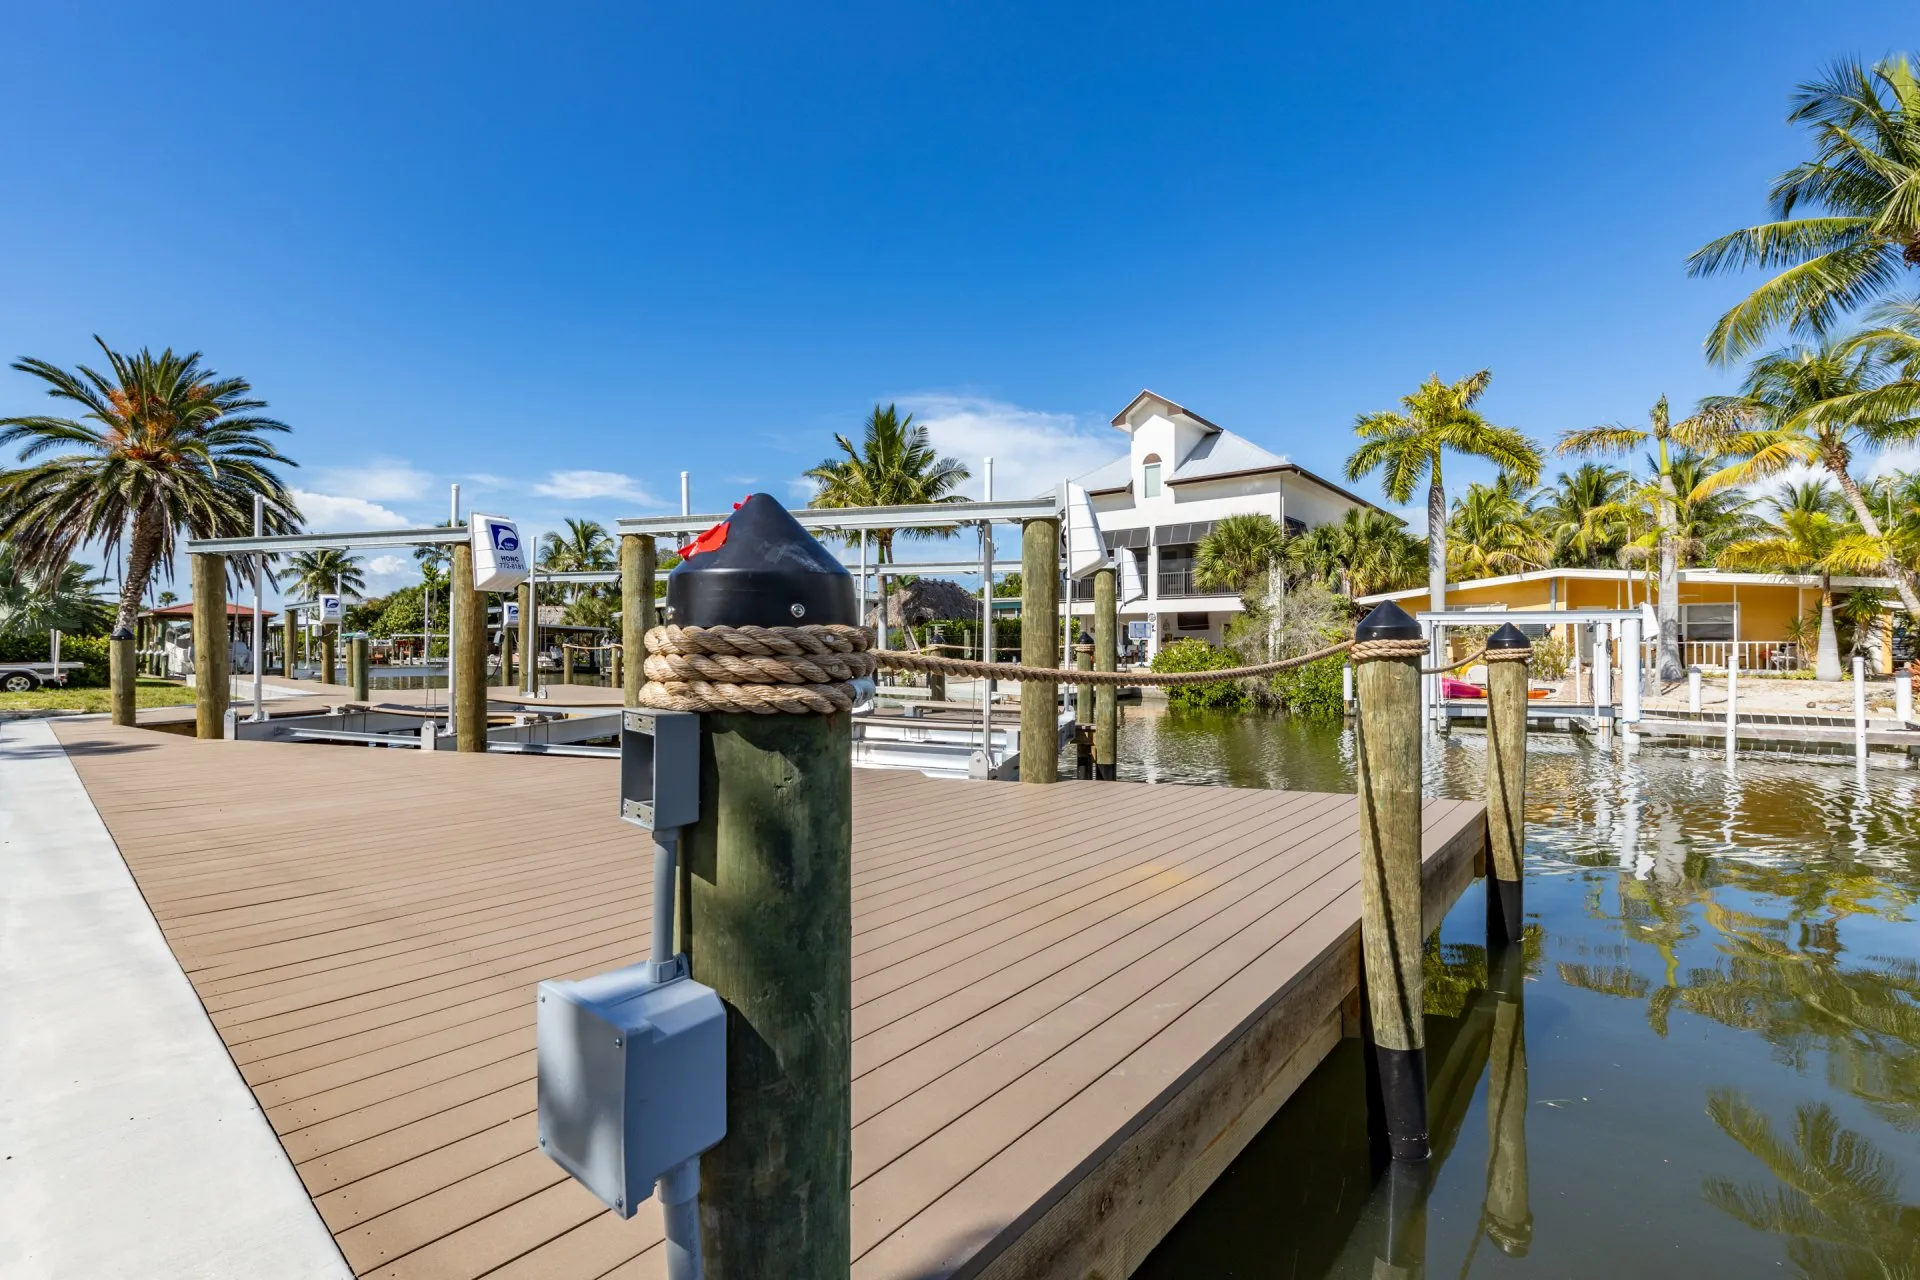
0;719;350;1279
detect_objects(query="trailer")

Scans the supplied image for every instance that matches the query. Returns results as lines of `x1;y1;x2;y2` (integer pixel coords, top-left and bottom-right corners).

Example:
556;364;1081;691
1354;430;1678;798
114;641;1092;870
0;661;86;693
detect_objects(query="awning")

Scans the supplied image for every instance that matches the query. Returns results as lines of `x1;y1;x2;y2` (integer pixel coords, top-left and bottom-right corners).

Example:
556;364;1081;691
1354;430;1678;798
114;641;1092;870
1103;527;1151;551
1153;521;1218;547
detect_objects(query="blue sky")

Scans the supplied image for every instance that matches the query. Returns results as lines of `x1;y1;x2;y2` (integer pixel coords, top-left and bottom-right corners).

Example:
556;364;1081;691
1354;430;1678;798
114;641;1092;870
2;2;1916;599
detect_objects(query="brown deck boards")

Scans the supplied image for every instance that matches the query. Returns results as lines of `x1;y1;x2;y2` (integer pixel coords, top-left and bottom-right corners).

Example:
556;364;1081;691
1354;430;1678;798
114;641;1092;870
50;720;1485;1280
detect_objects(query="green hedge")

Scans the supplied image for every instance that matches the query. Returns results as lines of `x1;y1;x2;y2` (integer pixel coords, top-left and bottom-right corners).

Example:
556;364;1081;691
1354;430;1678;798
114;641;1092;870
1270;654;1345;721
1149;638;1246;711
0;633;111;686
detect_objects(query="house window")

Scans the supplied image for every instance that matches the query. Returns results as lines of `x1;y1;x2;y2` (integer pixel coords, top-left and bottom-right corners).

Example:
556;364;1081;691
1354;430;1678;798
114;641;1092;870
1142;454;1162;498
1682;603;1737;642
1176;612;1210;631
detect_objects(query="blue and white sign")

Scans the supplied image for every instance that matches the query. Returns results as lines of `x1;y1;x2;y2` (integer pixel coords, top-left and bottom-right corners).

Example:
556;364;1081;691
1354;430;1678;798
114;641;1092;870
470;513;530;591
1126;620;1152;641
318;594;343;624
504;600;521;626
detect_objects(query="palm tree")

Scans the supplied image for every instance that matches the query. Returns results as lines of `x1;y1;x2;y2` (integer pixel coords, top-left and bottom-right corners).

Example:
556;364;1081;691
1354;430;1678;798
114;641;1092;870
1448;477;1549;580
1530;463;1630;568
1295;508;1426;598
538;517;615;602
0;545;114;636
282;548;365;602
0;338;299;636
1557;399;1729;681
1665;450;1760;566
1689;55;1920;363
1694;338;1920;619
1718;486;1849;679
806;404;970;562
1194;513;1288;594
1345;371;1542;613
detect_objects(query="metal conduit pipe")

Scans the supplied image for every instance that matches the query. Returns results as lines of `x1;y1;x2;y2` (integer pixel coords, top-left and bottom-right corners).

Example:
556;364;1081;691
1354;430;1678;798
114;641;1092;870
649;826;704;1278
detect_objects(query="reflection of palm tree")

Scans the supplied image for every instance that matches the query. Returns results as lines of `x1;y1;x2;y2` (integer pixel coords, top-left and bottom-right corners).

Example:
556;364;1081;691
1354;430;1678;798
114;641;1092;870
1704;1089;1920;1277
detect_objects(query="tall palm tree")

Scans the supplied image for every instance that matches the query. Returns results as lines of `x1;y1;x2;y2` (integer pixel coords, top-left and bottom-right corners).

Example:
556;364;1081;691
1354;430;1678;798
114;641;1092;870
0;338;299;635
1689;55;1920;363
1695;338;1920;619
538;517;615;602
1532;463;1631;568
0;545;113;636
1295;508;1426;598
281;548;365;602
1194;513;1288;594
1557;399;1729;681
806;404;970;562
1345;371;1542;613
1448;477;1549;580
1718;488;1849;679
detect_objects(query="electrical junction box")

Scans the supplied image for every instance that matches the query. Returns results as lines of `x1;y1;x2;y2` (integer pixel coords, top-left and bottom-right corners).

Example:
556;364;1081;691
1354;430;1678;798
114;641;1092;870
620;709;699;830
537;965;726;1218
469;513;530;591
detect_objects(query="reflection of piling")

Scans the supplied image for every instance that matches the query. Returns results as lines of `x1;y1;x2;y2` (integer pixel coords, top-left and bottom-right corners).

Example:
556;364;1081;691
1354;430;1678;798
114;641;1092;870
1019;517;1060;783
1485;623;1531;947
1375;1158;1430;1278
191;553;229;739
1093;564;1118;780
1352;601;1428;1162
1483;948;1533;1257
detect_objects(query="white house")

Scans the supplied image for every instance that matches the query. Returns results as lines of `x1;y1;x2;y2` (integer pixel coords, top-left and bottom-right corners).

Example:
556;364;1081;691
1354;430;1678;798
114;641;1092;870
1070;390;1383;658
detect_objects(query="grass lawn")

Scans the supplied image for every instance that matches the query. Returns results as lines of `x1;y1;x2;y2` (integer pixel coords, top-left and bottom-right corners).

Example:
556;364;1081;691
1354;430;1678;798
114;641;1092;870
0;678;195;714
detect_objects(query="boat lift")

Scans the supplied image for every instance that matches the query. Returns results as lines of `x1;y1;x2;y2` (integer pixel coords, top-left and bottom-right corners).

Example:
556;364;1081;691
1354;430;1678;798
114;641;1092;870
1415;606;1652;743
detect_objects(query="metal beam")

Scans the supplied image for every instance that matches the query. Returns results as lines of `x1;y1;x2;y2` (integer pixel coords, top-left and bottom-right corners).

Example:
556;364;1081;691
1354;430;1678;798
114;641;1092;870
1416;608;1648;624
534;569;622;584
184;526;470;555
615;497;1057;537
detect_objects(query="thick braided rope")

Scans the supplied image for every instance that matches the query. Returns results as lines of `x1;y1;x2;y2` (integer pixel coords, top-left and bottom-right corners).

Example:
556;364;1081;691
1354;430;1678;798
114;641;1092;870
638;624;875;715
1352;640;1534;674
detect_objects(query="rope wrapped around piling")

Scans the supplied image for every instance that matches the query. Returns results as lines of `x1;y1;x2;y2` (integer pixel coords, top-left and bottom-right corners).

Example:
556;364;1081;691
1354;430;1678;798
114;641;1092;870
637;626;1536;714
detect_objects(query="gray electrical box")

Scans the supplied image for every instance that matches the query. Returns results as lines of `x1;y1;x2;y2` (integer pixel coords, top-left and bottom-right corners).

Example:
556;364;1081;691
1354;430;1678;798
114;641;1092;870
537;964;726;1218
620;709;699;830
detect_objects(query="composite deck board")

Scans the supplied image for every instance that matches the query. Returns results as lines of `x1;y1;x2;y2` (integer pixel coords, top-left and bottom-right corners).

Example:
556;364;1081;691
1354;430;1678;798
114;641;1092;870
50;720;1484;1280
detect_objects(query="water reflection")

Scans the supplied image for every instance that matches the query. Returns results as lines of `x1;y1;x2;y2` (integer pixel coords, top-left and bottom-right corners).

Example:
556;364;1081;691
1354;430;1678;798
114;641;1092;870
1125;704;1920;1279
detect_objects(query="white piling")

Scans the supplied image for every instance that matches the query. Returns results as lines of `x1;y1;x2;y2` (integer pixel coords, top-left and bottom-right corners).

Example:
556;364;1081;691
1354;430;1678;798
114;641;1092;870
680;471;690;517
1619;616;1643;723
1854;655;1868;765
1688;667;1702;714
251;494;265;721
1725;654;1738;761
1898;670;1913;726
1343;663;1355;715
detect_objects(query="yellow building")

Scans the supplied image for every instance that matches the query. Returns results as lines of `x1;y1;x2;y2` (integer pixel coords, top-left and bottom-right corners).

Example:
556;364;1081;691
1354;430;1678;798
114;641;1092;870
1356;567;1904;673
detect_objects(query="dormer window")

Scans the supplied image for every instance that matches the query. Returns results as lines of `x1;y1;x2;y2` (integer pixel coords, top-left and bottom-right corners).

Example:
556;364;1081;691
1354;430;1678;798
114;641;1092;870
1142;454;1163;498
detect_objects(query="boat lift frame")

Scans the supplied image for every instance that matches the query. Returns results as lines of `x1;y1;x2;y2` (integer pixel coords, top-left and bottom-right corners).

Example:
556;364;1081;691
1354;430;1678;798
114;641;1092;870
1415;606;1651;737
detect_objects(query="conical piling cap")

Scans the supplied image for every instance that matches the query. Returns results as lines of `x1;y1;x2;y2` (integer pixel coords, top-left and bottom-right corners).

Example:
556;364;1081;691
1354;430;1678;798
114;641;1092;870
1487;622;1531;651
1353;600;1422;642
666;493;856;628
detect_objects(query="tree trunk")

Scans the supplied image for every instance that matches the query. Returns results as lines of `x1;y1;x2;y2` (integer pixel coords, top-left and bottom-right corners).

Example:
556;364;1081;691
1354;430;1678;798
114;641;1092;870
1655;464;1683;683
1815;578;1842;682
1831;464;1920;618
1427;471;1447;615
113;504;164;635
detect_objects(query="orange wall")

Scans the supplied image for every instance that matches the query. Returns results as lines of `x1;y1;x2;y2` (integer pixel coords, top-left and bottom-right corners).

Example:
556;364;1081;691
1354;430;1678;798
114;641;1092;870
1378;575;1820;641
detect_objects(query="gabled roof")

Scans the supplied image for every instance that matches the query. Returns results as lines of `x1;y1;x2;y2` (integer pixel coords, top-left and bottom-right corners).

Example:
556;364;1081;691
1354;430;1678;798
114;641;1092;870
1075;454;1134;495
1165;429;1287;484
1108;389;1223;432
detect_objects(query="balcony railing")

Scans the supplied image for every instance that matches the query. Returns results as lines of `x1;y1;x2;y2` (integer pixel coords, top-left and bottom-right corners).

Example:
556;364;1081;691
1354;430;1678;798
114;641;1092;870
1639;639;1803;672
1158;569;1197;598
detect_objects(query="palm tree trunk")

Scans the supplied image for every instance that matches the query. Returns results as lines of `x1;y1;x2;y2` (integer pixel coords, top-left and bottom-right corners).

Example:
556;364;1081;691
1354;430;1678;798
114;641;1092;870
113;505;164;635
1655;465;1683;683
1829;464;1920;618
1427;473;1447;614
1815;576;1842;682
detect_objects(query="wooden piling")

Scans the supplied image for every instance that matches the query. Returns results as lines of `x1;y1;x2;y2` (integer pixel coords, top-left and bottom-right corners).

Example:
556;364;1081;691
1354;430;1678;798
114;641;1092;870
282;608;297;678
1019;517;1060;784
451;544;485;752
319;623;336;690
191;553;229;739
1093;563;1117;780
498;624;515;688
1352;601;1428;1161
517;580;535;695
1485;623;1530;947
109;628;136;726
350;634;370;701
1483;947;1532;1256
1074;641;1093;724
621;533;655;707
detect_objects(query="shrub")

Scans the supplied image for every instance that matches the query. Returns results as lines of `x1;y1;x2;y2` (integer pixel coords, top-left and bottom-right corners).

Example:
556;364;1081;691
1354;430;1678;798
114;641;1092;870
1150;638;1246;710
1270;654;1346;720
1527;634;1570;680
0;633;110;686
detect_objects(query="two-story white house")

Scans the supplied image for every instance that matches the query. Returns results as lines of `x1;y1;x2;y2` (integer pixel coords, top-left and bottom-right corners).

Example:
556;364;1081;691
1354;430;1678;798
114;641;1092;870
1069;390;1385;659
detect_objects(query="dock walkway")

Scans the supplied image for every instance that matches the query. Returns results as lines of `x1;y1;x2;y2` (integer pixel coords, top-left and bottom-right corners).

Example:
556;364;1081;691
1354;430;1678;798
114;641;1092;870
46;721;1485;1280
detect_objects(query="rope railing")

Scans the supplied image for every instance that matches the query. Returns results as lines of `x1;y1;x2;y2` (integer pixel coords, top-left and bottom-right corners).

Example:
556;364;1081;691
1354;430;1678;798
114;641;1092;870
637;625;1532;715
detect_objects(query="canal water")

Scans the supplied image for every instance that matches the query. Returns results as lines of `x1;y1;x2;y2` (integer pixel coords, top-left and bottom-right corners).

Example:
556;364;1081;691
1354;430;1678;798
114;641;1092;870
1093;704;1920;1279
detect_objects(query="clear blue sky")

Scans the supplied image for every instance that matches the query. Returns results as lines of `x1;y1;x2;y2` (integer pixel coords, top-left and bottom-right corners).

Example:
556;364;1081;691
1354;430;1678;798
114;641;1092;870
2;2;1915;597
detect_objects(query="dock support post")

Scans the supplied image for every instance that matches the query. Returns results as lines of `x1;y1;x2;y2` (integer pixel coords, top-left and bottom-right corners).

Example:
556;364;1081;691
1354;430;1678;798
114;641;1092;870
452;543;485;752
350;633;370;702
319;621;336;690
1073;643;1094;778
674;497;851;1280
283;608;297;678
498;625;515;688
109;627;136;726
517;580;535;696
1483;947;1533;1258
1725;653;1739;760
618;533;656;710
1352;601;1428;1162
1020;516;1060;783
191;553;230;739
1485;624;1530;948
1854;654;1868;765
1093;563;1117;781
1899;668;1913;726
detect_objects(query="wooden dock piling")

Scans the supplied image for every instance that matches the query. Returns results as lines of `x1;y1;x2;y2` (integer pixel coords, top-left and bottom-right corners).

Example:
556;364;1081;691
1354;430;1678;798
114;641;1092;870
109;628;135;726
1484;623;1530;947
1020;517;1060;783
1074;642;1094;779
621;533;654;707
350;633;370;701
1094;562;1117;780
516;580;534;695
451;544;485;752
190;553;229;739
282;607;297;678
1352;601;1429;1162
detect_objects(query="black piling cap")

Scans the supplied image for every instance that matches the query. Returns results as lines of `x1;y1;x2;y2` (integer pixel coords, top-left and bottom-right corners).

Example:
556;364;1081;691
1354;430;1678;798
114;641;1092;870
1487;622;1531;651
110;626;133;641
1354;600;1422;642
667;493;856;629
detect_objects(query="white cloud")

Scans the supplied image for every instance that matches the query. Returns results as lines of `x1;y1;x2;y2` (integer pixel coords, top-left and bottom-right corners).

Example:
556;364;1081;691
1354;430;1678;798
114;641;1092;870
290;489;411;531
903;394;1120;502
362;553;416;594
310;457;435;502
533;470;657;504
